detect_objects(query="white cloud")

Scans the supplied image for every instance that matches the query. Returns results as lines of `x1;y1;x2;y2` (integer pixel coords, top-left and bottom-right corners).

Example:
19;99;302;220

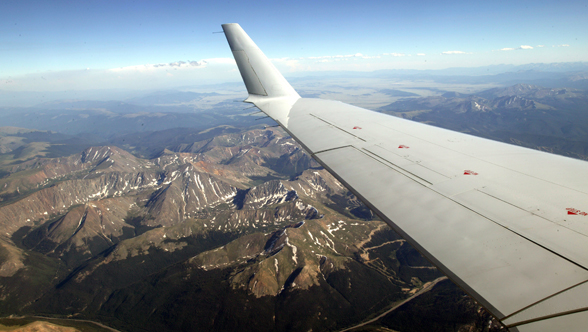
303;52;384;63
271;57;302;71
307;53;368;60
108;58;235;73
1;56;242;93
441;51;467;55
559;44;570;47
383;52;406;57
537;45;545;47
109;61;205;73
498;45;533;51
417;53;426;56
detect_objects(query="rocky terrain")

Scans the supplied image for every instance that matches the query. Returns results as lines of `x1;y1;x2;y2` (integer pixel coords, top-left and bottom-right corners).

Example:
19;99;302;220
0;125;496;331
380;84;588;159
5;82;581;331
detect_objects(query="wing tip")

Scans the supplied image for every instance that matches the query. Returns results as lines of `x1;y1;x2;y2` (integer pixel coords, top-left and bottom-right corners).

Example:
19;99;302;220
221;23;300;100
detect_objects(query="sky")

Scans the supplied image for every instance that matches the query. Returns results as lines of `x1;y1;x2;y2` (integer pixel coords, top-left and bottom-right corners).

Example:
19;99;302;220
1;0;587;92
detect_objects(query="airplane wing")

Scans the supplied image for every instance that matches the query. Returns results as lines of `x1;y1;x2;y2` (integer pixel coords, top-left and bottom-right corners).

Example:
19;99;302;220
221;23;588;331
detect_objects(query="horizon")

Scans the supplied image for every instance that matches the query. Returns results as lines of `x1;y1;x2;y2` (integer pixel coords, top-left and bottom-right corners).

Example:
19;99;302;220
1;61;587;108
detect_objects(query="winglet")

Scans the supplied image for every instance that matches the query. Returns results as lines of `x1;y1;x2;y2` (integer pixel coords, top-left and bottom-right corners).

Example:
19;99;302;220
222;24;300;100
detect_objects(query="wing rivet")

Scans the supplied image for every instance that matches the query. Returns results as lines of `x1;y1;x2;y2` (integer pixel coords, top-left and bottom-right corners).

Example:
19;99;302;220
464;170;478;175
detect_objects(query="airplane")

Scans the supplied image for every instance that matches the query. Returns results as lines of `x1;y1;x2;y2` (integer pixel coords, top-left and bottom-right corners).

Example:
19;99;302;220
221;23;588;332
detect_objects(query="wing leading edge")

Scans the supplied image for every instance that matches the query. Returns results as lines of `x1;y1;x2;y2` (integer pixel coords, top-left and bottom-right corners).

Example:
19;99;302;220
221;23;588;331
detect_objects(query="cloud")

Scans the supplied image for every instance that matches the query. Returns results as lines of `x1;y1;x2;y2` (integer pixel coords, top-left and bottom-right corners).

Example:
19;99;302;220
166;60;206;68
498;45;533;51
559;44;570;47
307;53;367;60
166;60;206;67
109;61;203;73
108;58;234;73
441;51;467;55
383;53;406;57
416;53;426;56
303;53;383;63
0;57;243;94
537;45;545;47
271;57;302;71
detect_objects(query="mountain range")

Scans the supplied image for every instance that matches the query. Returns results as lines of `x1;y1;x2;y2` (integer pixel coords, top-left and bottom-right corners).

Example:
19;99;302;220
0;126;497;331
379;83;588;160
1;80;587;331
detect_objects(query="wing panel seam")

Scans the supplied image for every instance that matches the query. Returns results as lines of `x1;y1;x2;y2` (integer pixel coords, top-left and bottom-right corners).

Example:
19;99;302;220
479;188;588;238
502;279;588;322
311;145;354;156
235;50;267;96
445;190;588;272
506;305;588;328
380;123;588;196
309;114;366;142
361;147;432;186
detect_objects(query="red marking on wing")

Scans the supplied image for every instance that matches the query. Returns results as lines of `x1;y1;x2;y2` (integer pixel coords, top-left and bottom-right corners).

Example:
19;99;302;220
398;145;409;149
566;208;588;216
353;126;362;129
464;170;478;175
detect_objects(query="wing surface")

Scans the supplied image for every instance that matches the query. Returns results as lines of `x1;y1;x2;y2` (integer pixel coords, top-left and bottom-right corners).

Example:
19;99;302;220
221;23;588;331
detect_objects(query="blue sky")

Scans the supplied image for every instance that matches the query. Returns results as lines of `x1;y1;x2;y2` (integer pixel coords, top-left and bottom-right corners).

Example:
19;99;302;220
1;0;587;92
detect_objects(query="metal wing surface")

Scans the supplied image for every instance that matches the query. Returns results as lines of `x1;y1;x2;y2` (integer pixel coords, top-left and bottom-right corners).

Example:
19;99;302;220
221;23;588;331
